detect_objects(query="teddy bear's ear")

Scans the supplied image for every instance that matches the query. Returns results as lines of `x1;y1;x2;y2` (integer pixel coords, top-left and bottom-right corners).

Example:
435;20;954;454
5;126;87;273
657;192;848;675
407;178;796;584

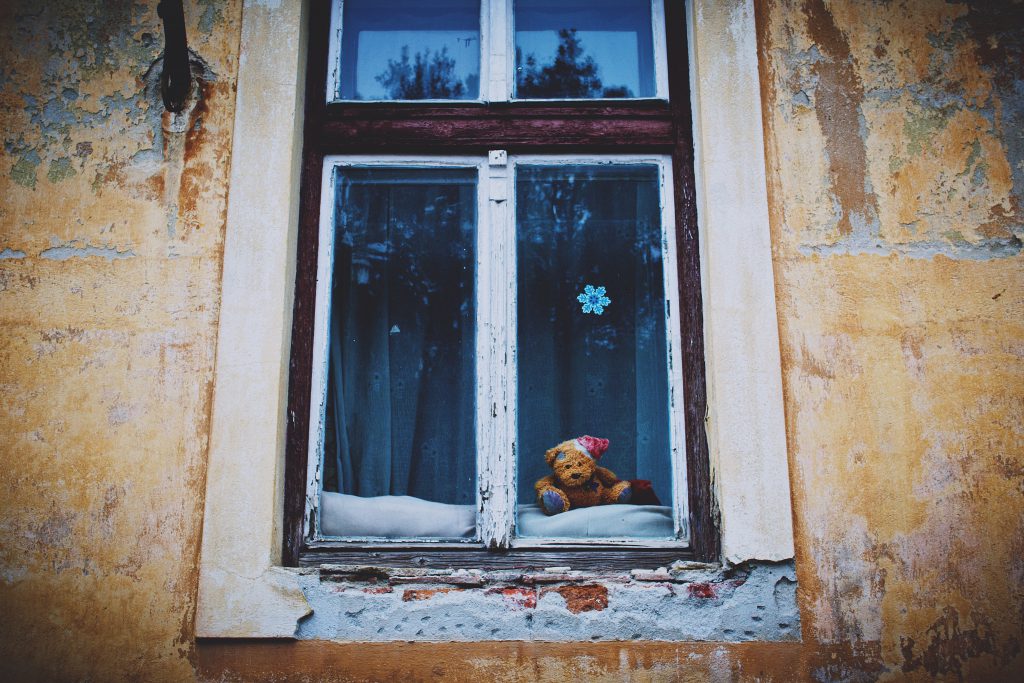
544;447;563;467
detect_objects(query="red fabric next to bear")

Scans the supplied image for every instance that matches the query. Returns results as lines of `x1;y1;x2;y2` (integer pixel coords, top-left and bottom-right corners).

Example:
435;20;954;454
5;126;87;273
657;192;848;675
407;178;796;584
628;479;661;506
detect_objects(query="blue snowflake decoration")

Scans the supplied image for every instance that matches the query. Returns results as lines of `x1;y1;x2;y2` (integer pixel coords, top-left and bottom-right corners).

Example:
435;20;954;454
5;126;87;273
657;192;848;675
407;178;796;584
577;284;611;315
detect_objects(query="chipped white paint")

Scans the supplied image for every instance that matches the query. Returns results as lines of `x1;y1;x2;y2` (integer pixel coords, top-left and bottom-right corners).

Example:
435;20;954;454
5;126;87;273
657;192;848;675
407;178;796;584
478;151;517;547
325;0;343;102
198;0;796;639
651;0;670;100
303;154;686;549
196;0;311;637
686;0;795;563
488;0;511;100
302;161;338;541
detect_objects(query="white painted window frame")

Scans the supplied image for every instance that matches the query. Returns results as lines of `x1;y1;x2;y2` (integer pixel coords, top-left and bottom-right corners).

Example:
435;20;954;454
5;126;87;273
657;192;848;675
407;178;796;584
196;0;795;638
325;0;669;104
306;153;689;549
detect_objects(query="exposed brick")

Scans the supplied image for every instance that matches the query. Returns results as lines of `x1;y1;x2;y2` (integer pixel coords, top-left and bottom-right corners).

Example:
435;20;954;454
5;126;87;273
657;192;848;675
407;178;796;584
401;588;461;602
543;584;609;613
687;582;719;599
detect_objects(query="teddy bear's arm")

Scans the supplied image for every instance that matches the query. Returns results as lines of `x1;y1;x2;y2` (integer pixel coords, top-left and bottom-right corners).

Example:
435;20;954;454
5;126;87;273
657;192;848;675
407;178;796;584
594;466;621;486
534;475;560;494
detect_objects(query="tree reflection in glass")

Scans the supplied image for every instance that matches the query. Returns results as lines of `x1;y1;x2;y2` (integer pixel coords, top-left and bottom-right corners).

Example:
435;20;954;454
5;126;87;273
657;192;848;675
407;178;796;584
375;46;478;100
338;0;480;100
516;29;633;99
514;0;655;100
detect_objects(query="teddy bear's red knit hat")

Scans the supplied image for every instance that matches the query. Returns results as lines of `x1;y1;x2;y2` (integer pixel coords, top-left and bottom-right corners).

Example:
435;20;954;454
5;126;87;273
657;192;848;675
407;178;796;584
574;435;609;460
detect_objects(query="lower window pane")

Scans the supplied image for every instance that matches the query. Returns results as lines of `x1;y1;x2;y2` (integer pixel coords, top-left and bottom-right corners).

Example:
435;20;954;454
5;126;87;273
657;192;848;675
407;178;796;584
516;164;674;539
321;167;477;539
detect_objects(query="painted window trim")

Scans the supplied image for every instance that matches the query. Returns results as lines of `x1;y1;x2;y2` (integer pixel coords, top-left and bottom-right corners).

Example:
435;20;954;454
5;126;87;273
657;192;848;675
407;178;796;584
304;153;689;548
325;0;669;104
196;0;794;639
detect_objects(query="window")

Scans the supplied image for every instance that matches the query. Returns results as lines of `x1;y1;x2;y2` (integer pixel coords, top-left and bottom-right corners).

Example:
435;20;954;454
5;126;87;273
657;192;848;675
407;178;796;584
199;0;794;638
283;0;716;568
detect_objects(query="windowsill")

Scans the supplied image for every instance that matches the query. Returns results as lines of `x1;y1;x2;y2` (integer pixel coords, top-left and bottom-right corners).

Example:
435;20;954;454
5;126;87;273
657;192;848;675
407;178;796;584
299;544;695;571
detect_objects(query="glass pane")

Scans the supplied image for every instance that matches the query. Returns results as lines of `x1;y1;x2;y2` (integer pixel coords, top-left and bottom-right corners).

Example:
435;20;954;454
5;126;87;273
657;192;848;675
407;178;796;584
514;0;656;99
321;167;477;539
338;0;481;100
516;164;673;539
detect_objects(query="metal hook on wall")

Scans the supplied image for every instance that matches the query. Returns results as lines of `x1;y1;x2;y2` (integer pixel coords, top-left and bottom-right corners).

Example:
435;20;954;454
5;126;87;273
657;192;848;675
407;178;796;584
157;0;191;113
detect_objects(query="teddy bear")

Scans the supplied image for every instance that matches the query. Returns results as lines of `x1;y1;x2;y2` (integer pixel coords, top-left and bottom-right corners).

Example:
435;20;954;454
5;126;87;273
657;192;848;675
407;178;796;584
534;435;632;515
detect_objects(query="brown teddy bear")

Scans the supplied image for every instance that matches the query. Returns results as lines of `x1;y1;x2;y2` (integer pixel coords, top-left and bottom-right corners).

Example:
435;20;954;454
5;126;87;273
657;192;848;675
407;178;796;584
534;435;632;515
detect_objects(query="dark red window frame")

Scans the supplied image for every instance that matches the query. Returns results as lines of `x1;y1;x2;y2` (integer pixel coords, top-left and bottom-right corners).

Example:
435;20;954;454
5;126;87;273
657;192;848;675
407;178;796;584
282;0;718;568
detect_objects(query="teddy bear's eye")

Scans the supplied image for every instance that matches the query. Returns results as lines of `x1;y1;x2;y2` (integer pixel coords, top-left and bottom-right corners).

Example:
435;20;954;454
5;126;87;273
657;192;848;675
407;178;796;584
555;452;566;461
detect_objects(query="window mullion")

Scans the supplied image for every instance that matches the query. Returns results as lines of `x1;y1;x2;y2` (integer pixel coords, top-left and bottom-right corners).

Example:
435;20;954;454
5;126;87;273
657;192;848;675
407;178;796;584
487;0;511;102
658;158;690;543
476;151;516;549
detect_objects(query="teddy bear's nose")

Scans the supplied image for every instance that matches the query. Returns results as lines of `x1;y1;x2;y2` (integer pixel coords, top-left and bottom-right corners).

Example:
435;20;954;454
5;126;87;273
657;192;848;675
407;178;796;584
571;473;582;479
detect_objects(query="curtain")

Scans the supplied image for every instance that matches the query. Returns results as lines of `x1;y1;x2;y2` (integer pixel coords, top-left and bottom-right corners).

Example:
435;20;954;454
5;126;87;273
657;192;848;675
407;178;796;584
323;168;477;505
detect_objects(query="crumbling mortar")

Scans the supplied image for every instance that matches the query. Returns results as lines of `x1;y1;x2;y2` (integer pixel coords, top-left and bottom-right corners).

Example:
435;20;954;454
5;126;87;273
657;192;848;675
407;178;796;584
296;561;799;642
316;560;731;588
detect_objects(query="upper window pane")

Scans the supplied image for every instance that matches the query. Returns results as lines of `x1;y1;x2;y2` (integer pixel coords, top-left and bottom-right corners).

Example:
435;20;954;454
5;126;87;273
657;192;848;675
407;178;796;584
514;0;656;99
320;167;477;539
337;0;481;101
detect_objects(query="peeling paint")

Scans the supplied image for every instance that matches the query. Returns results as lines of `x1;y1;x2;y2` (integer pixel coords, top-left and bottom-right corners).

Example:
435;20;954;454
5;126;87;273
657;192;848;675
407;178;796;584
39;242;136;261
758;0;1024;680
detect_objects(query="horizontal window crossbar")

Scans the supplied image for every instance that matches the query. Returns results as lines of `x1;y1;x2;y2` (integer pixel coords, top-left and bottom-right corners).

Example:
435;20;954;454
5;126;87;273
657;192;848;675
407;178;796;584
309;117;679;151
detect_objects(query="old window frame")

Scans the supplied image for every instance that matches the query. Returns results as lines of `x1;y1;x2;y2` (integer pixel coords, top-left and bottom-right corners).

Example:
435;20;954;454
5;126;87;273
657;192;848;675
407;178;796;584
196;0;794;638
283;0;716;568
304;153;689;550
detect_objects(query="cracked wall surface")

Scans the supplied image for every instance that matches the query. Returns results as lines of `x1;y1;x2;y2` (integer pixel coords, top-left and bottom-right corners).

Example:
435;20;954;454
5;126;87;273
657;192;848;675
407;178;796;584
1;0;1023;682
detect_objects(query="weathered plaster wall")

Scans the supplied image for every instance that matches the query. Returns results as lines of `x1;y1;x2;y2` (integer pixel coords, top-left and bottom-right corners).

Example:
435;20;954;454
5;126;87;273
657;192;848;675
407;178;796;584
2;0;1023;682
757;0;1024;679
0;1;242;681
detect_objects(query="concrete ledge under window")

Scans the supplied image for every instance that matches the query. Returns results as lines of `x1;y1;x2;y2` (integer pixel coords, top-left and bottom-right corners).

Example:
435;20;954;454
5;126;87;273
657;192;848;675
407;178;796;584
295;561;799;642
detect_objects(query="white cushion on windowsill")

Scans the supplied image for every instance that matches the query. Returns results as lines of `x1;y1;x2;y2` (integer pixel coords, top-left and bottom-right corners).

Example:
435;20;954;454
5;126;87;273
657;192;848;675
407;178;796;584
320;492;673;539
321;492;477;538
517;503;674;538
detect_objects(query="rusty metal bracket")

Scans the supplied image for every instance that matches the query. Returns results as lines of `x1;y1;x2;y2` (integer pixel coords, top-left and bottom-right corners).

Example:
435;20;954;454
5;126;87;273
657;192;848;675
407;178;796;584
157;0;191;113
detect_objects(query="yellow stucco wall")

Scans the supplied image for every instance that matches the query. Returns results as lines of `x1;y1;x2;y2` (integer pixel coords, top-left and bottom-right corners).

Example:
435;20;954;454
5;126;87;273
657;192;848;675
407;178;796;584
1;1;1022;681
0;1;243;680
759;1;1024;678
